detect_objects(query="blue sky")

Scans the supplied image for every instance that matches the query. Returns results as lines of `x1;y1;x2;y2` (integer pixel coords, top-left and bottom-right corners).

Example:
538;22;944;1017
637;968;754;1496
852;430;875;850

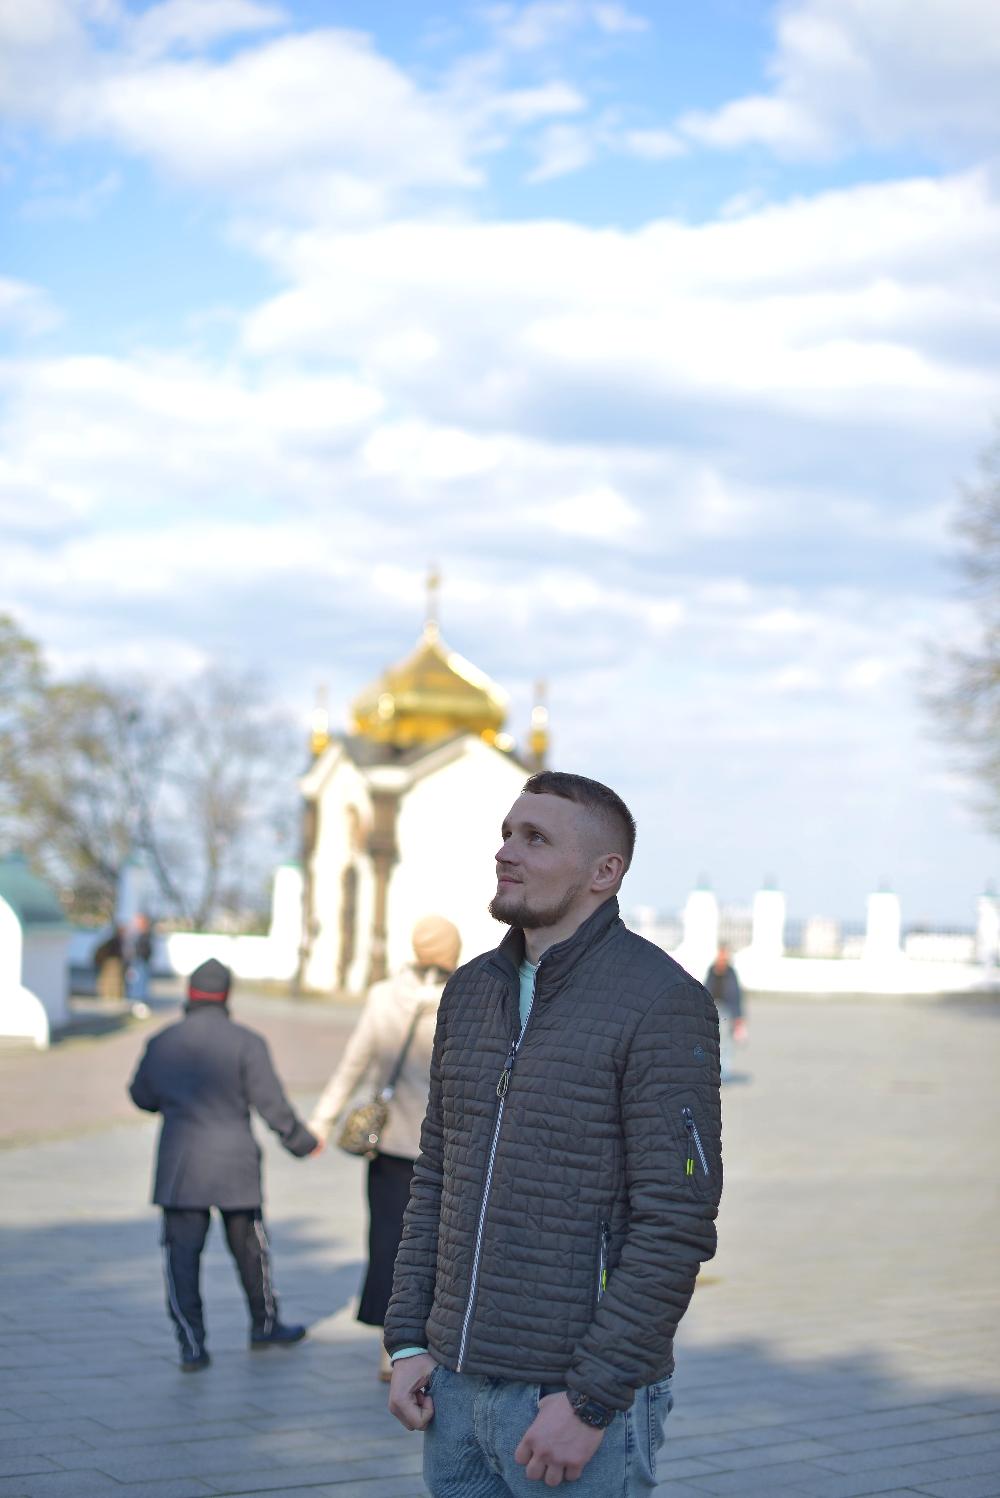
2;0;1000;922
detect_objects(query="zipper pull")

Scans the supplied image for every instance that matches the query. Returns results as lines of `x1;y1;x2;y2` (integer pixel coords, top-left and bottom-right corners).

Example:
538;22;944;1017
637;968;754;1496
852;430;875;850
496;1042;516;1099
683;1107;695;1177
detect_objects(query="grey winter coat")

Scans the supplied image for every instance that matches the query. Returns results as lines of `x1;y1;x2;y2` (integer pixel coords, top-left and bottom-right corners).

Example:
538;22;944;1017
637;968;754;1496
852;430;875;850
128;1004;316;1208
384;897;722;1411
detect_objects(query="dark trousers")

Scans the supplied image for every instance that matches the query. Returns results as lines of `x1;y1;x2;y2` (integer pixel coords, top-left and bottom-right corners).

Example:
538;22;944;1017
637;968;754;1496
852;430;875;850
358;1152;415;1327
161;1207;278;1354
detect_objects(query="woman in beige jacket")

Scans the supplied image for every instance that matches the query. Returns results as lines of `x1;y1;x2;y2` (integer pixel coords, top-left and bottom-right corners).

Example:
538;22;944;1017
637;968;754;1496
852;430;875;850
309;915;460;1377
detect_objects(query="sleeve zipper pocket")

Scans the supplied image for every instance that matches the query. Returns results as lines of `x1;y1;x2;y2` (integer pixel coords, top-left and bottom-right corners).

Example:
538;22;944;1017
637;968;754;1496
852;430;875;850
596;1218;610;1303
682;1106;710;1178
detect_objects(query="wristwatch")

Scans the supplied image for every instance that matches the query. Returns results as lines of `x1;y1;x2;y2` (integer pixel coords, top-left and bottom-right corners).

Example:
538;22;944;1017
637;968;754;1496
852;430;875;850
568;1390;616;1429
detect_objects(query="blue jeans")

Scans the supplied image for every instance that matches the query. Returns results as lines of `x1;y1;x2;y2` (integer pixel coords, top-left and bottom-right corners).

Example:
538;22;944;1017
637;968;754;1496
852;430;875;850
128;960;150;1003
423;1365;672;1497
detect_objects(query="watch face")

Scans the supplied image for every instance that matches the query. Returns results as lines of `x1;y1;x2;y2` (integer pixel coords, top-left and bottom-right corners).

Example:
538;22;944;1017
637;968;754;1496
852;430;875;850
569;1392;615;1428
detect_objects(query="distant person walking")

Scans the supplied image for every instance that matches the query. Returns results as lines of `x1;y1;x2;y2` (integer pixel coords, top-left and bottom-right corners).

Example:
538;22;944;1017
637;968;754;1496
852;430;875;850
128;959;320;1371
309;916;461;1381
705;943;746;1081
126;913;154;1011
94;925;125;1001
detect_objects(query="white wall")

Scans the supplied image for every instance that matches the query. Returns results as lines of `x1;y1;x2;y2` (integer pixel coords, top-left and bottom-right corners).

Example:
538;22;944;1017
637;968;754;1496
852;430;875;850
0;896;55;1048
164;865;305;985
304;755;375;993
21;930;71;1030
387;742;526;974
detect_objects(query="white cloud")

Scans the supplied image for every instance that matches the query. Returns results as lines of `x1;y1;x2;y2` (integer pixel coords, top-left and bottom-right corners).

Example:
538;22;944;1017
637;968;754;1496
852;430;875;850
485;1;646;53
20;168;121;220
591;4;647;35
621;128;685;162
362;420;501;483
843;656;895;690
240;169;1000;441
542;484;641;541
124;0;285;59
0;276;60;335
0;354;385;519
486;81;586;125
92;31;478;209
527;122;595;181
679;0;1000;160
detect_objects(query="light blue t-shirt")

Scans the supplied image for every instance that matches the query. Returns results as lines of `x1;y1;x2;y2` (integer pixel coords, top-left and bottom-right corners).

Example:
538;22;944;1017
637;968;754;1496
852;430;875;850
518;957;539;1029
392;956;540;1365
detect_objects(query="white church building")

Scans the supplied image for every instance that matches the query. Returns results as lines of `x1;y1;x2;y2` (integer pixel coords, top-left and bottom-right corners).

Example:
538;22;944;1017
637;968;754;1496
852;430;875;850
298;595;548;996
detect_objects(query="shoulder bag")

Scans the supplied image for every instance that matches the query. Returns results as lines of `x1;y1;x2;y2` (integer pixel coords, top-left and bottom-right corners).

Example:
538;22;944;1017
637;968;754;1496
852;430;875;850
336;1004;427;1159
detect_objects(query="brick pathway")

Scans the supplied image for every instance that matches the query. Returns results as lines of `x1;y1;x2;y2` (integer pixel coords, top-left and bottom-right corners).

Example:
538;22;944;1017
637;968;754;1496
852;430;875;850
1;991;999;1497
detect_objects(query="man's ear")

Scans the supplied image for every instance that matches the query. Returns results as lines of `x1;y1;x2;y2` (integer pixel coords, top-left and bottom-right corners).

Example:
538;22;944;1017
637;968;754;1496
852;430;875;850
591;852;625;893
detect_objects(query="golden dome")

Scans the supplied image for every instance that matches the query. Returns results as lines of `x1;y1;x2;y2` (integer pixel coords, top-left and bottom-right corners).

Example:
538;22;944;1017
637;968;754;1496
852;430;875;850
351;620;508;750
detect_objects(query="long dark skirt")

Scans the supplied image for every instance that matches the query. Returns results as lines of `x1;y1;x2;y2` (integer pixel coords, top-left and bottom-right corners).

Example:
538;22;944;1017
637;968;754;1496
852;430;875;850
357;1151;415;1327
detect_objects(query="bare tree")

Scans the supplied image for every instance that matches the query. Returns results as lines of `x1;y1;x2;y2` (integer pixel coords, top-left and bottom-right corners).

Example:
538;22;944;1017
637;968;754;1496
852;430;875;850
1;615;299;927
0;614;46;842
6;676;178;922
161;670;298;929
928;432;1000;836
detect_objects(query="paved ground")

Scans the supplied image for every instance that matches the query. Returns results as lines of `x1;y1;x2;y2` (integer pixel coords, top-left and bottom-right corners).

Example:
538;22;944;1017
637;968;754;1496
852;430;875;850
1;988;999;1498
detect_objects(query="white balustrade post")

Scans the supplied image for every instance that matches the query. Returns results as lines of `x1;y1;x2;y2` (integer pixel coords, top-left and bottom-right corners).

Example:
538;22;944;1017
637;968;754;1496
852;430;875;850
976;888;1000;968
752;886;786;960
864;889;902;963
682;885;719;979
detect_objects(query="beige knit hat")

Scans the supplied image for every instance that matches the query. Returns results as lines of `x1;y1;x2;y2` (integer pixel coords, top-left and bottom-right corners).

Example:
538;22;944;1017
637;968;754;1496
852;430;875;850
411;914;461;973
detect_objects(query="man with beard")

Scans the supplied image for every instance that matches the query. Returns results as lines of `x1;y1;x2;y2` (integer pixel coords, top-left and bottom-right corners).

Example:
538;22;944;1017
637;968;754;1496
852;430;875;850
385;771;722;1496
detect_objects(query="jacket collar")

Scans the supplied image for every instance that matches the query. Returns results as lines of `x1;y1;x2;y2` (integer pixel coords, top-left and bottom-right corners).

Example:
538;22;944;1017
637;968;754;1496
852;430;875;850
491;895;621;997
184;1002;231;1016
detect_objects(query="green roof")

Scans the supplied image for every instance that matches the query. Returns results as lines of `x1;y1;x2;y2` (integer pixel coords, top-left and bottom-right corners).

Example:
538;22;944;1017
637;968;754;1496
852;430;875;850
0;853;71;930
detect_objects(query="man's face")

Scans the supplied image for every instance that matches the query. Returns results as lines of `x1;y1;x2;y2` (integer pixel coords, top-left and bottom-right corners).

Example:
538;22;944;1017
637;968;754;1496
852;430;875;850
489;793;592;930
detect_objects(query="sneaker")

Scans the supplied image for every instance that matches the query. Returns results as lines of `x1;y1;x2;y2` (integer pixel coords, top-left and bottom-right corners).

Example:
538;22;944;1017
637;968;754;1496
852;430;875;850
180;1348;211;1372
250;1322;307;1349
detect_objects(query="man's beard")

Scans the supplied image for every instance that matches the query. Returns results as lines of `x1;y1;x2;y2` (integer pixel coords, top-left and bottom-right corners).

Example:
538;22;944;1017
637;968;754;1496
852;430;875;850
488;879;583;930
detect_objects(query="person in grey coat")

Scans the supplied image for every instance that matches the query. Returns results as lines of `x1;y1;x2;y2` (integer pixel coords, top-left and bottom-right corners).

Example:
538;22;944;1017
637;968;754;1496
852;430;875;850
128;958;319;1371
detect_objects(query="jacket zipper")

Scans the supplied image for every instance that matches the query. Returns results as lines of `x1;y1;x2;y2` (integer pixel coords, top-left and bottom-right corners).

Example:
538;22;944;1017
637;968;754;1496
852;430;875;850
456;972;536;1371
596;1218;610;1304
682;1106;710;1178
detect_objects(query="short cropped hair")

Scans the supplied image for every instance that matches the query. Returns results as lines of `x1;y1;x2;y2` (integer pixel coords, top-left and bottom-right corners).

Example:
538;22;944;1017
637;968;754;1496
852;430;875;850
523;771;637;870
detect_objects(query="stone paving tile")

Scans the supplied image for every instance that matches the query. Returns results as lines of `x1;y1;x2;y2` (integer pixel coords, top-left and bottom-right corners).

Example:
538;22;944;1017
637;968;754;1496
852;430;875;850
52;1439;281;1481
0;1434;91;1459
201;1457;419;1494
305;1481;424;1498
0;1475;216;1498
676;1459;844;1493
820;1436;1000;1473
0;1457;60;1479
913;1479;1000;1498
652;1486;737;1498
2;995;1000;1498
661;1420;812;1459
792;1405;965;1440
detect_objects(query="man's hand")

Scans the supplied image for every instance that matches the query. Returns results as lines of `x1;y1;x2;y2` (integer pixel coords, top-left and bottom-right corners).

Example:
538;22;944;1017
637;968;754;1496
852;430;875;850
514;1393;607;1486
388;1351;438;1431
733;1018;748;1044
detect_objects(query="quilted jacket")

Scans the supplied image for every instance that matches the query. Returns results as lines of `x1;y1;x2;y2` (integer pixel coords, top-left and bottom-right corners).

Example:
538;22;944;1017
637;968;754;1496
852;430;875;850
384;896;722;1410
